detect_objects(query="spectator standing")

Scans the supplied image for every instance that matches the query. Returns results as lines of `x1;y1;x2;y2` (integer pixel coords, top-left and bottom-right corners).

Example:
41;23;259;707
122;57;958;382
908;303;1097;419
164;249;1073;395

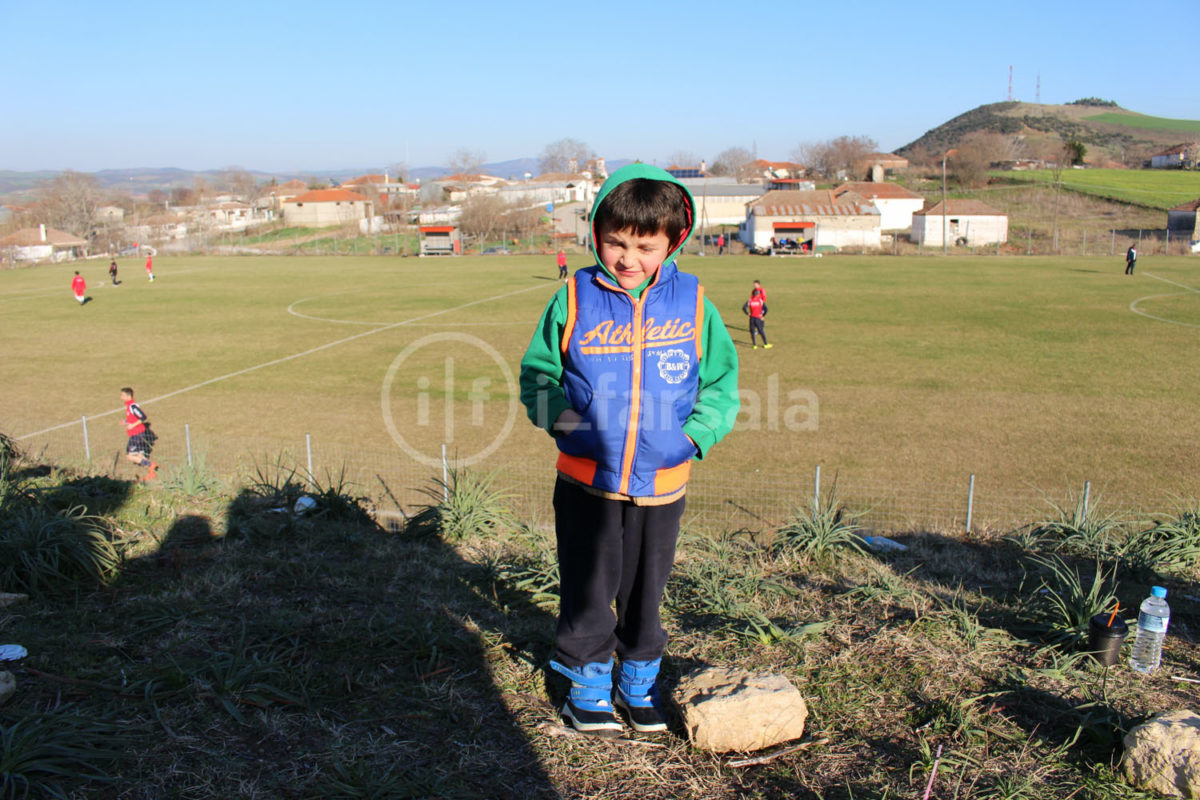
1125;245;1137;275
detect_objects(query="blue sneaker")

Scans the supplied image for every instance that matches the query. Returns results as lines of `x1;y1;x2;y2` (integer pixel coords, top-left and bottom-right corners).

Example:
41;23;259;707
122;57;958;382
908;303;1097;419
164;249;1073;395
614;658;668;733
549;660;622;736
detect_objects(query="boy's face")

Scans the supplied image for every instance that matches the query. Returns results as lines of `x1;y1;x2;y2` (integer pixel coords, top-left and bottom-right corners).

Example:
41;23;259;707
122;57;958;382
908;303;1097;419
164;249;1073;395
597;225;672;291
121;391;132;403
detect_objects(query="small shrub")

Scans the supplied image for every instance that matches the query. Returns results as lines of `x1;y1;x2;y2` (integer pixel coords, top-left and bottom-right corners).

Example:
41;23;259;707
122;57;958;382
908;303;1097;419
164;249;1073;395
0;705;130;798
0;504;122;593
1024;552;1118;646
405;468;515;541
774;477;866;556
164;452;222;497
307;466;377;526
1121;501;1200;577
1033;488;1123;558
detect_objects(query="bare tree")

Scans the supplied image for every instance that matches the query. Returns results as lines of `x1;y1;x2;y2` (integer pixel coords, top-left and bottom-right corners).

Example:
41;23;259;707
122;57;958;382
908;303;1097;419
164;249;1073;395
457;194;510;247
386;162;409;183
796;136;878;179
447;148;487;177
35;171;105;237
220;166;261;202
709;146;756;181
951;132;1007;188
666;150;700;168
539;138;591;175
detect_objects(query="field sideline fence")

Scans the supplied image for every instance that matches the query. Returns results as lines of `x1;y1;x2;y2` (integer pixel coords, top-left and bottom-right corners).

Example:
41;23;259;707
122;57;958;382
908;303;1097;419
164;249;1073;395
13;421;1187;538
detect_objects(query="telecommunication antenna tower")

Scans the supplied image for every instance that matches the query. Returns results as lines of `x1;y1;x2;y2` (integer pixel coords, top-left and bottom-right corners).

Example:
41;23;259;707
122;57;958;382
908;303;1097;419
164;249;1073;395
1007;66;1013;101
1036;73;1041;104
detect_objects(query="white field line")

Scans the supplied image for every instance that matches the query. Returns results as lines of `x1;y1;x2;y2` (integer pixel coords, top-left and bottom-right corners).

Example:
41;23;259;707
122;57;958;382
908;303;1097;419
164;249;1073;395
1128;272;1200;330
16;282;551;440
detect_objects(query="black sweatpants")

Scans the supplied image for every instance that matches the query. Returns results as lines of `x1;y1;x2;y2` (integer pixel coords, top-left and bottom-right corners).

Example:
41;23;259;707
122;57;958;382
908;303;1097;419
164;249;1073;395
552;477;685;667
749;316;767;345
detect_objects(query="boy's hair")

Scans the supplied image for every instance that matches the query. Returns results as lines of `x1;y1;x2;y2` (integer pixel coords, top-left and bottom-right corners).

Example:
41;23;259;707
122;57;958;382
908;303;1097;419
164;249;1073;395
593;178;691;248
120;387;134;397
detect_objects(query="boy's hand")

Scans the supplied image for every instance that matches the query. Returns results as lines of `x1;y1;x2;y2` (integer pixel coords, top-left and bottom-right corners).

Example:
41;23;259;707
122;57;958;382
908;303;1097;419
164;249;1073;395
552;408;584;434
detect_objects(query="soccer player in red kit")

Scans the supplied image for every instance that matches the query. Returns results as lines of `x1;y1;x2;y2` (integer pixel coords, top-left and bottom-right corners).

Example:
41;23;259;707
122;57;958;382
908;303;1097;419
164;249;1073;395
121;388;158;480
71;271;86;304
145;253;155;282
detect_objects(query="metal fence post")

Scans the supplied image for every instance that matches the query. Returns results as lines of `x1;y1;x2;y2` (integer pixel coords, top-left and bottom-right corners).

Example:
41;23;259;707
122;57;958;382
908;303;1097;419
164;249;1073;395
813;464;821;509
306;433;314;483
1111;229;1115;256
81;415;90;462
185;423;193;466
442;443;449;500
1082;480;1091;520
1082;230;1086;256
965;474;975;534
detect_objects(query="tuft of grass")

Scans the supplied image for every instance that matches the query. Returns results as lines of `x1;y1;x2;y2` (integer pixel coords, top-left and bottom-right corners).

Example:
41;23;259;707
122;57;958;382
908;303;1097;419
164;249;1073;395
0;504;122;593
1024;552;1119;646
164;451;222;497
1120;500;1200;577
1033;488;1124;559
306;466;377;526
0;705;131;799
404;467;515;541
774;476;866;556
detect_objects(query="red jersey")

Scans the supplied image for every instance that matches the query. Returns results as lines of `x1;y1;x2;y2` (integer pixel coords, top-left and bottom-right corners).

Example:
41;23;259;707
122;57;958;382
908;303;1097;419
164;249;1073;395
145;255;153;272
557;251;567;267
72;275;86;295
125;400;147;436
744;295;767;319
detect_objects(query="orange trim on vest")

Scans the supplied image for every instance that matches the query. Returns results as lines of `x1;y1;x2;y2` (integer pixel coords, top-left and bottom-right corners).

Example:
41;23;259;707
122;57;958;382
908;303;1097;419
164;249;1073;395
694;285;705;359
561;278;577;355
618;295;644;496
556;451;598;485
653;460;692;496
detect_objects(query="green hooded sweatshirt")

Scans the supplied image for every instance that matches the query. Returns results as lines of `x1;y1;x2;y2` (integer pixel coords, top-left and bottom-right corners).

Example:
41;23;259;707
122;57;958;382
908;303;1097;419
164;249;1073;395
519;163;739;461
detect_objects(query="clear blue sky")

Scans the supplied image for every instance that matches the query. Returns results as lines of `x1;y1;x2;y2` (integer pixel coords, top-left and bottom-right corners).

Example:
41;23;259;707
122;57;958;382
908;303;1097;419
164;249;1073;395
2;0;1196;173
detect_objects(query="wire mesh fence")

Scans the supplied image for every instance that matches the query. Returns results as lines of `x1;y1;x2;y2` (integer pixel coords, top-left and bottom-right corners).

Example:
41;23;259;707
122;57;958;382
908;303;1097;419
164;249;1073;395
14;419;1185;538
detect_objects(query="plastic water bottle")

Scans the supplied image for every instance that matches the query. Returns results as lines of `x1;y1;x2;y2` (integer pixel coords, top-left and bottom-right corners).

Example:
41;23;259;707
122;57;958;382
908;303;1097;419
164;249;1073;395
1129;586;1170;674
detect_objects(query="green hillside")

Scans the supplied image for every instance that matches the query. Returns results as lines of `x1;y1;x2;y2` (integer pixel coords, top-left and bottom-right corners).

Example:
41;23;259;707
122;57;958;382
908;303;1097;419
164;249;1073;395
993;167;1200;210
1083;112;1200;134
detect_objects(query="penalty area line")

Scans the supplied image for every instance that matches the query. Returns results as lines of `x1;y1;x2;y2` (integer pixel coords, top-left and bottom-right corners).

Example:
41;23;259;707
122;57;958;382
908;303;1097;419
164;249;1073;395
16;282;552;440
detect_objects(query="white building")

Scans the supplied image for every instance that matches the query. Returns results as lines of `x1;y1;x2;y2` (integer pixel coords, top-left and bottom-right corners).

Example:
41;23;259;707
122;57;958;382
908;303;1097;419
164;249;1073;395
832;182;925;232
740;190;881;252
911;199;1008;246
281;189;373;227
678;178;765;227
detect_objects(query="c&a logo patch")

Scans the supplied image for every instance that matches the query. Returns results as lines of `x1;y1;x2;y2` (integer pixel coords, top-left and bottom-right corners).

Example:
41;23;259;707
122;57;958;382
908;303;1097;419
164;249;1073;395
657;349;691;384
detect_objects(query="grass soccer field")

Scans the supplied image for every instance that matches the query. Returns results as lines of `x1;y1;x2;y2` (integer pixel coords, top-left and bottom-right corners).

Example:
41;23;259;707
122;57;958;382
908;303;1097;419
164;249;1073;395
2;252;1198;525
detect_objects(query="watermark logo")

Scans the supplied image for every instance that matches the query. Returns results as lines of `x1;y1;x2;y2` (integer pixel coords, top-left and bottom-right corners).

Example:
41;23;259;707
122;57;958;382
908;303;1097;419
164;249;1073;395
380;332;518;468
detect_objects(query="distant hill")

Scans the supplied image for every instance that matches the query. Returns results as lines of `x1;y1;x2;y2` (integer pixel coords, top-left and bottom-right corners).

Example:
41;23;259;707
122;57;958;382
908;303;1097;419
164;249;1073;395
896;101;1200;166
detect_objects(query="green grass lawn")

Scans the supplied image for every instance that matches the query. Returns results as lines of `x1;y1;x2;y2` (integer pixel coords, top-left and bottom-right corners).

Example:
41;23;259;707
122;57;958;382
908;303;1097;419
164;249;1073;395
3;252;1199;527
993;167;1200;210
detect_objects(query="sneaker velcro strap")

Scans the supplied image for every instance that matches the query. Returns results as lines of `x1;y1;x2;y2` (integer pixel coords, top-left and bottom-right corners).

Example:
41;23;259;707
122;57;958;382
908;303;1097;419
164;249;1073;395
569;685;615;707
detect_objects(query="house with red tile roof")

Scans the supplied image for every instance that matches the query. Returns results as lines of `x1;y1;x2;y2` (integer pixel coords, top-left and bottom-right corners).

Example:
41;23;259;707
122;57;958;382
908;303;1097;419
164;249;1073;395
740;190;881;252
1150;143;1198;169
0;225;88;263
281;189;373;227
833;181;926;232
749;159;804;180
911;199;1007;247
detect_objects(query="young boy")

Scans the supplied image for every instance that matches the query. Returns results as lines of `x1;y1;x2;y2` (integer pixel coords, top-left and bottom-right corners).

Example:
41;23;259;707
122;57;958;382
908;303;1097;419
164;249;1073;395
145;252;155;281
121;387;158;480
71;271;87;305
108;258;120;285
520;164;739;736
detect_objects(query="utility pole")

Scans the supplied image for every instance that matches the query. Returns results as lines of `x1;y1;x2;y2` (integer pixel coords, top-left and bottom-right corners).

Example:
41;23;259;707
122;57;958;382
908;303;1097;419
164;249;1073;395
942;153;948;255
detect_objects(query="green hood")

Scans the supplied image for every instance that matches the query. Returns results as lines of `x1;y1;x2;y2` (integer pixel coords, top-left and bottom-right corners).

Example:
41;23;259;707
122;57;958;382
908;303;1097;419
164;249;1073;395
588;163;697;281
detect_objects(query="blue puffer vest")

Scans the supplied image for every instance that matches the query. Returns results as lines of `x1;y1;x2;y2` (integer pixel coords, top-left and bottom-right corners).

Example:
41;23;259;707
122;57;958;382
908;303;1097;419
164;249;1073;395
556;261;704;498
